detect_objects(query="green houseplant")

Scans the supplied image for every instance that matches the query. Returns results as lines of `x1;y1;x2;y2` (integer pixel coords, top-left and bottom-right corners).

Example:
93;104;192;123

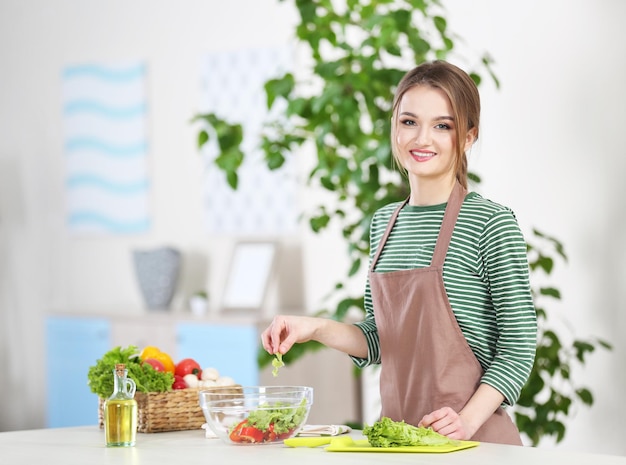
193;0;611;446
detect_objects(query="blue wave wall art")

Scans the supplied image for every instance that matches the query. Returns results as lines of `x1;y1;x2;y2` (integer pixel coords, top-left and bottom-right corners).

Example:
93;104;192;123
62;62;150;234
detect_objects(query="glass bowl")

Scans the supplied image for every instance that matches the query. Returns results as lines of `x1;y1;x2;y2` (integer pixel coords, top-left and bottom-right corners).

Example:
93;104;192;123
198;385;313;445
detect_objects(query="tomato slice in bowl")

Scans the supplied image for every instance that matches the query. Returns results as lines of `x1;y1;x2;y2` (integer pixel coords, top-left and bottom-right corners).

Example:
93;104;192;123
229;420;265;443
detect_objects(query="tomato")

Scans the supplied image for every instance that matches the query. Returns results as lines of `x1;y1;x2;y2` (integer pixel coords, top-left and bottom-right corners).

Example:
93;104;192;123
239;426;265;443
229;420;265;443
265;423;277;442
142;358;165;372
229;420;249;442
175;358;202;378
172;381;187;390
172;374;187;390
278;429;295;440
228;420;293;443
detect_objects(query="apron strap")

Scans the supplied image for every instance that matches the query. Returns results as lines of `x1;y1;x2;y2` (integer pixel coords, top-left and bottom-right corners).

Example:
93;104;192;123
430;181;467;268
369;198;408;271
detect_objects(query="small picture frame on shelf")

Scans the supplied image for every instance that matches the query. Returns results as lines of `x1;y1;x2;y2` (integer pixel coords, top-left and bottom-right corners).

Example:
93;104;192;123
221;241;277;313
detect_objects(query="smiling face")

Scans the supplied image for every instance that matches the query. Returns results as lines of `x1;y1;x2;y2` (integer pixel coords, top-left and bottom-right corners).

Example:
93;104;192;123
394;85;475;190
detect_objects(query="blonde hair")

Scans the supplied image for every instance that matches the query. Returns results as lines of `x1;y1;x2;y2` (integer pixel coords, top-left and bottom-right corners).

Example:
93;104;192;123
391;61;480;189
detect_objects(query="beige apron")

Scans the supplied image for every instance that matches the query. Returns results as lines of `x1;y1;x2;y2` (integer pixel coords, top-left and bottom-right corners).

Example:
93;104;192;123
368;181;522;445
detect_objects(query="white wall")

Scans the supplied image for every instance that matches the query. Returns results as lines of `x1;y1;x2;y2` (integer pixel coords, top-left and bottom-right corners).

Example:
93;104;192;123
0;0;624;455
446;1;626;453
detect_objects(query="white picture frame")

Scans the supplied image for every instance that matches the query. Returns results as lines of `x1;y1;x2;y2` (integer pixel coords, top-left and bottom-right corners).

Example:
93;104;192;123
221;241;277;312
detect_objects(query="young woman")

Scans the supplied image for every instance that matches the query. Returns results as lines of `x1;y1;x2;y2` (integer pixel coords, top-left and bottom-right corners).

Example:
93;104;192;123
261;61;537;445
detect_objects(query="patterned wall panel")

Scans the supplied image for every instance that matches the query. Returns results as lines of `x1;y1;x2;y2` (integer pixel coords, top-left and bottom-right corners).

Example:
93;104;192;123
62;62;150;235
199;47;298;235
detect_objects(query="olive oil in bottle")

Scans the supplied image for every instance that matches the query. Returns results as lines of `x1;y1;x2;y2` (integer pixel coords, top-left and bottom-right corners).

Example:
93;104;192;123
104;363;137;447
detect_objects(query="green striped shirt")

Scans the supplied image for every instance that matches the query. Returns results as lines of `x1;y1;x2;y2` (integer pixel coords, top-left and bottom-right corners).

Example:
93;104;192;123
352;192;537;405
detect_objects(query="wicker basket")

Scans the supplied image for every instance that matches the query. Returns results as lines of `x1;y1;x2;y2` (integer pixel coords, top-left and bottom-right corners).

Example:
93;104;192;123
99;385;242;433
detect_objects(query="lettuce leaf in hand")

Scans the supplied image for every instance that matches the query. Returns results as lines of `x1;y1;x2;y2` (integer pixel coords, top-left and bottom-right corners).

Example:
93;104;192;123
87;345;173;398
363;417;457;447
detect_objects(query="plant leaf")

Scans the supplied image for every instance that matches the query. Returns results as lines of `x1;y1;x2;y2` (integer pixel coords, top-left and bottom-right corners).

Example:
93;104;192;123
576;388;594;406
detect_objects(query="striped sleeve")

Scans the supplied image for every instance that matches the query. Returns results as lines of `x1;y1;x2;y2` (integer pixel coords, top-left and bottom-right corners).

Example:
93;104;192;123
477;209;537;404
351;299;381;368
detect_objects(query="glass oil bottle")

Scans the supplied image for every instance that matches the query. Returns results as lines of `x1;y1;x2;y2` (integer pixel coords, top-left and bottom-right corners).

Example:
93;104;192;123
104;363;138;447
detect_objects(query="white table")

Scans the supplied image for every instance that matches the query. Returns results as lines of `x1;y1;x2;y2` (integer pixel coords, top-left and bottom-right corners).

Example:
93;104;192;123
1;426;624;465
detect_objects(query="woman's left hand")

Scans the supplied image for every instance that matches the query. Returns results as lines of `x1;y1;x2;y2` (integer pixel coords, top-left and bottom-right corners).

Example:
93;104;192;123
418;407;472;440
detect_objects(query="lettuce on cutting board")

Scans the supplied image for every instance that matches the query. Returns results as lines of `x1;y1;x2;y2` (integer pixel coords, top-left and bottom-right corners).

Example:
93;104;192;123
363;417;457;447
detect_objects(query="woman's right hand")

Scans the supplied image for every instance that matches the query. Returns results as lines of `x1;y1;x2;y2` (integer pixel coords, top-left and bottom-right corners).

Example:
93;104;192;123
261;315;369;359
261;315;321;355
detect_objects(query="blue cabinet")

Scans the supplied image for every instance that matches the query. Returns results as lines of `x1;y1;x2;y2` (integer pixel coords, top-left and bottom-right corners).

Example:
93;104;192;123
46;316;110;427
177;322;259;387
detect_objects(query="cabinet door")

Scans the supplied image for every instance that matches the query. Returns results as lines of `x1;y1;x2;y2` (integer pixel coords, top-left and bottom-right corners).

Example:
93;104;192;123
177;323;258;386
46;316;110;427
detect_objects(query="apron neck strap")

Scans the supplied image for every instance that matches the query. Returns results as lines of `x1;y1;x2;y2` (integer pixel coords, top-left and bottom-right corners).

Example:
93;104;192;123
369;198;408;271
431;180;467;267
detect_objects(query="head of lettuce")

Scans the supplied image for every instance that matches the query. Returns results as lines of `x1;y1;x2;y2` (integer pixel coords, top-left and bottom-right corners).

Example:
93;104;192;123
363;417;458;448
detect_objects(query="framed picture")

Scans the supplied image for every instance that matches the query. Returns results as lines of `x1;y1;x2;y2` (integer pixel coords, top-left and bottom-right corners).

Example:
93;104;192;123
221;241;277;312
